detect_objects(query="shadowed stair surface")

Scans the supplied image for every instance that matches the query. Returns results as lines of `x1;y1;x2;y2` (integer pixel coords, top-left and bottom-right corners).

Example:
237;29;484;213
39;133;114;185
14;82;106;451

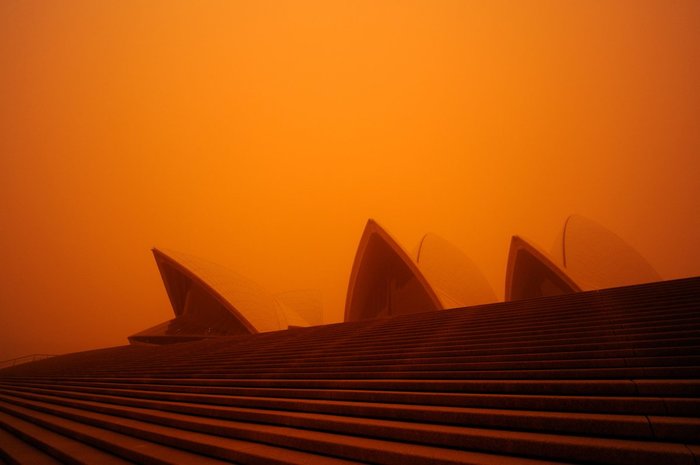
1;277;699;464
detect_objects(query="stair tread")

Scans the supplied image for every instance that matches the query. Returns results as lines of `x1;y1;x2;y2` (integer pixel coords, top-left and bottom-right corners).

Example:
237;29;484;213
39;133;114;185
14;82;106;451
0;427;63;465
0;392;569;465
4;381;692;415
0;410;131;465
1;389;696;463
0;276;698;465
0;399;363;465
0;386;668;440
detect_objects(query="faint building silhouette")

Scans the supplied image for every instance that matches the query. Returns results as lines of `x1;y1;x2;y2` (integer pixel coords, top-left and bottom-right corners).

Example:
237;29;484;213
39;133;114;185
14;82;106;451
505;235;581;301
414;232;497;308
554;215;661;290
129;248;319;344
132;215;659;341
345;219;496;322
506;215;660;301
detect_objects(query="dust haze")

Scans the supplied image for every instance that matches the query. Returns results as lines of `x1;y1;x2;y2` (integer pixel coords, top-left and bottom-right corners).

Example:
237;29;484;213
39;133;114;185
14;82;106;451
1;1;699;360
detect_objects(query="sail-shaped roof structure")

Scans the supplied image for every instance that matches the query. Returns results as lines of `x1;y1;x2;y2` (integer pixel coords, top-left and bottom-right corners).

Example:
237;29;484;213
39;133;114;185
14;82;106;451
345;220;496;322
506;215;660;301
345;220;442;322
414;233;496;308
129;248;314;344
505;235;581;301
555;215;661;290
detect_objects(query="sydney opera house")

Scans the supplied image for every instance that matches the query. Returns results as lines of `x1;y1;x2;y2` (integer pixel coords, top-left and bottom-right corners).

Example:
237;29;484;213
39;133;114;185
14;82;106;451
128;248;321;344
129;215;662;343
1;216;698;465
505;215;660;301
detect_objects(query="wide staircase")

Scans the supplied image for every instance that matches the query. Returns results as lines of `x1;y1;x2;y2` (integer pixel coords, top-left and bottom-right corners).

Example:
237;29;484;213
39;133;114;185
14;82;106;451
0;277;698;464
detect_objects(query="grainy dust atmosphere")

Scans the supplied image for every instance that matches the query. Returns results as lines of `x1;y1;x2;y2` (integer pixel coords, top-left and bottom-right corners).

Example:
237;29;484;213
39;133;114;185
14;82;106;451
1;1;699;360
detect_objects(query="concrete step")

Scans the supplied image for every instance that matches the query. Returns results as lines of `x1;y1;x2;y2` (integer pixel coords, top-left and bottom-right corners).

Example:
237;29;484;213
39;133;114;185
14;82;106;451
33;339;700;378
16;377;698;397
0;376;700;416
0;389;696;465
0;399;360;465
0;426;62;465
97;348;700;375
119;323;700;357
0;385;676;441
8;378;700;416
132;345;700;370
99;354;700;376
230;317;700;352
0;410;132;465
81;345;700;375
40;332;700;375
9;332;700;379
0;277;697;465
133;337;700;369
71;365;700;380
49;339;698;371
0;393;568;465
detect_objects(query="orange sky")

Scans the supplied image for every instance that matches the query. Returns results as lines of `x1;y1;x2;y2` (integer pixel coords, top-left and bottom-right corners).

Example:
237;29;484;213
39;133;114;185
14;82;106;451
1;1;699;361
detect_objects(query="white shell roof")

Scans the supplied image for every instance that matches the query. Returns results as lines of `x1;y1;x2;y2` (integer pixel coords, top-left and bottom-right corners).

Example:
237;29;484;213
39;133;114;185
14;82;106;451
154;248;309;333
556;215;660;290
414;233;497;308
344;219;442;322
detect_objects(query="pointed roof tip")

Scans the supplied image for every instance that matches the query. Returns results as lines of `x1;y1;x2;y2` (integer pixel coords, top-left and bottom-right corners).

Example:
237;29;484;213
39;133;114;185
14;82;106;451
510;234;525;245
151;248;185;269
345;219;442;322
363;218;383;233
507;235;544;256
362;218;376;227
147;248;290;334
151;247;169;259
353;222;498;312
357;219;400;247
508;235;532;256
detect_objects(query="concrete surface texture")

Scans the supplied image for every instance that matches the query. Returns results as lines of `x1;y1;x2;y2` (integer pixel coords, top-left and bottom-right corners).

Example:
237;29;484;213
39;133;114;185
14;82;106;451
1;277;699;464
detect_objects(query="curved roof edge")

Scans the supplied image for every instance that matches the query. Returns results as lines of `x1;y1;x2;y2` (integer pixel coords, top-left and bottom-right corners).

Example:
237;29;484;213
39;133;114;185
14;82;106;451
559;215;661;290
505;235;581;302
548;215;570;268
414;232;497;308
560;215;572;268
152;248;259;334
344;219;442;322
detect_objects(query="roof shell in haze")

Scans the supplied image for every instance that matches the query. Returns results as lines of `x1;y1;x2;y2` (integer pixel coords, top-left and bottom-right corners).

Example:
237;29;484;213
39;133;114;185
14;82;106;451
556;215;661;290
414;233;497;308
345;219;442;322
505;235;581;301
153;248;289;333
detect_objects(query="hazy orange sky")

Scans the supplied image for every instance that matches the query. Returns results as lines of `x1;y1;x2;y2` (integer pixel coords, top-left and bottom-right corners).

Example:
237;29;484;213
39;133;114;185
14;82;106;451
1;1;699;361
